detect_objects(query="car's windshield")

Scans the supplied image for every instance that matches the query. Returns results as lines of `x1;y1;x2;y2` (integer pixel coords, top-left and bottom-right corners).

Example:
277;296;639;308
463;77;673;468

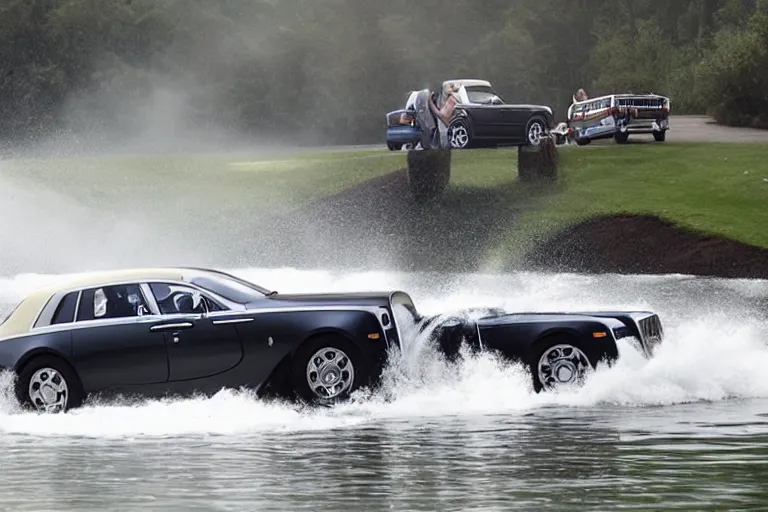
465;86;502;104
190;274;269;304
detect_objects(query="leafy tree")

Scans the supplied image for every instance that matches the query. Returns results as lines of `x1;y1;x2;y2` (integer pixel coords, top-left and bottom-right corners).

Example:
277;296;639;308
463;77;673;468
695;0;768;127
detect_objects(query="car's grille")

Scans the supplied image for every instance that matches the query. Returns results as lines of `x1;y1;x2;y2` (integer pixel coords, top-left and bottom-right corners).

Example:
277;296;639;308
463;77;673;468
638;314;664;353
615;98;665;109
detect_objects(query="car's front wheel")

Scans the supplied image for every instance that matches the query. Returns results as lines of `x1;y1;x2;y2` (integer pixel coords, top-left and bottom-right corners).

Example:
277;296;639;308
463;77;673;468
15;355;84;413
529;336;594;393
448;121;471;149
525;116;548;147
291;335;363;404
614;131;629;144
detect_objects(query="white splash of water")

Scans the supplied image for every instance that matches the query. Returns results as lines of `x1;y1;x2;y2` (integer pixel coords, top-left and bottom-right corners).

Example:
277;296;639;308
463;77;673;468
0;267;766;438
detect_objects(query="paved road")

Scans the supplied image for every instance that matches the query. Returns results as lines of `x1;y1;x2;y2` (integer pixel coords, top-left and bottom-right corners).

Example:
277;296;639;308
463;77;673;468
666;115;768;143
3;115;764;160
568;115;768;147
340;115;768;153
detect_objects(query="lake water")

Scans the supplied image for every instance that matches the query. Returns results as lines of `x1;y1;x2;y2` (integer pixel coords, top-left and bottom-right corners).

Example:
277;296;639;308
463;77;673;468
1;268;767;510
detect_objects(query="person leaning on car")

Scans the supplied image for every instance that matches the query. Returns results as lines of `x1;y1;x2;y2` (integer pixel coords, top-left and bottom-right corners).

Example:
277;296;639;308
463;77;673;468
573;88;589;103
429;83;459;147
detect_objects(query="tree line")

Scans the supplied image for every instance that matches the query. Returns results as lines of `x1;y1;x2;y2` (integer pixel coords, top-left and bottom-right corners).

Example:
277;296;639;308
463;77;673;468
1;0;766;149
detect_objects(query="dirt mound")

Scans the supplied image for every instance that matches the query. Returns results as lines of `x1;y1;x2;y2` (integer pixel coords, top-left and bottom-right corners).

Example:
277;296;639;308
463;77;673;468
525;214;768;279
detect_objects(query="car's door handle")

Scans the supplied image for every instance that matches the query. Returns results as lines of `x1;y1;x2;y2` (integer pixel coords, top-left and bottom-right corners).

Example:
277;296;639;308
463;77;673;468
212;318;254;325
150;322;194;332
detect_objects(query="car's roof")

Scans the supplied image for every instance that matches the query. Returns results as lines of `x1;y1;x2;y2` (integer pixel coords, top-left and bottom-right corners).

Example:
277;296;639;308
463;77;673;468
0;267;190;340
612;92;667;97
443;79;492;88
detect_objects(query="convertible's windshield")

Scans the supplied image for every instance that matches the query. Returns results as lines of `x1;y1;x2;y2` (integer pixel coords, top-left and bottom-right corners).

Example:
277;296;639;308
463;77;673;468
465;86;502;104
190;275;269;304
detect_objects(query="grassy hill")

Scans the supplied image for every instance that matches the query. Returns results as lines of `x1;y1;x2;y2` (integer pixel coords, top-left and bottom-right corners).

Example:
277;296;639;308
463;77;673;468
3;141;767;277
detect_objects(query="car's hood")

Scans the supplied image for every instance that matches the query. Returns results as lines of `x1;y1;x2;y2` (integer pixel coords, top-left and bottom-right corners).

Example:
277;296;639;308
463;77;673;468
251;292;397;309
463;103;551;111
475;310;653;330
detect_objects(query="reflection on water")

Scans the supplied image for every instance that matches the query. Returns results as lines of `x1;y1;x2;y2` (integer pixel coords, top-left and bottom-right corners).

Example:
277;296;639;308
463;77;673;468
2;407;768;511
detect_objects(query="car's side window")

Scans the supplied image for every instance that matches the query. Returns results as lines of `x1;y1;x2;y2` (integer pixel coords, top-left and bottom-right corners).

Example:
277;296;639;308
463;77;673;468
148;283;223;315
76;284;150;322
51;291;79;325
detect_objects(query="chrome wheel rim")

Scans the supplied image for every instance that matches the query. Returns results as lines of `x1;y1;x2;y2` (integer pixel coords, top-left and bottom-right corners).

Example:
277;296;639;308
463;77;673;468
537;344;591;390
449;124;469;148
528;121;544;146
28;367;69;413
305;347;354;399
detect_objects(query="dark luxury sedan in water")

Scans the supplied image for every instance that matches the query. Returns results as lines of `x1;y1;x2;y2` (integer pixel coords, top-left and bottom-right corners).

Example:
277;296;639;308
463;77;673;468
0;267;664;412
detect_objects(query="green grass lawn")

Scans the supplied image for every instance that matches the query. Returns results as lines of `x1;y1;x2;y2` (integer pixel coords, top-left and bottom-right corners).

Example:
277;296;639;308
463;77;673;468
3;142;766;272
442;142;768;265
11;143;764;247
529;142;768;246
0;149;401;223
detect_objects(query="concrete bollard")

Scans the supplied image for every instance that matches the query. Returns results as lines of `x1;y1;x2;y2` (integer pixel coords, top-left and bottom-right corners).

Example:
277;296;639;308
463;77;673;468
406;147;452;202
517;136;559;183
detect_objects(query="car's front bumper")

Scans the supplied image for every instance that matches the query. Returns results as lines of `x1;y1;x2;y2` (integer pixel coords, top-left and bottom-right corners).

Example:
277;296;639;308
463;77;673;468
621;117;669;134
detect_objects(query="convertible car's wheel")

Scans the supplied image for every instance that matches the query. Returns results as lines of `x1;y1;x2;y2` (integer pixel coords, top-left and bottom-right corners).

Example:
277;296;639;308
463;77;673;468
448;121;470;149
525;116;548;147
575;137;591;146
15;355;84;413
291;335;362;404
530;339;593;392
614;131;629;144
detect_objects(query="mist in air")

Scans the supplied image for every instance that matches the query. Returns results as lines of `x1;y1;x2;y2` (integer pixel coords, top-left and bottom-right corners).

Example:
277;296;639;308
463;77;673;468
0;0;609;158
